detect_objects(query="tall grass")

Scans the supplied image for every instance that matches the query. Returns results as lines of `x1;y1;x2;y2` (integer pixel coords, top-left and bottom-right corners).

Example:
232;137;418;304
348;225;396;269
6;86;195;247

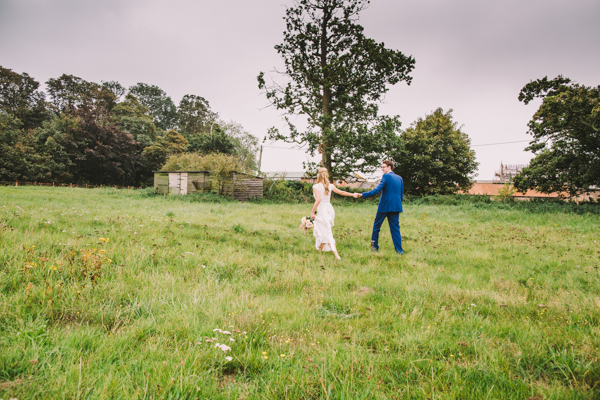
1;186;599;399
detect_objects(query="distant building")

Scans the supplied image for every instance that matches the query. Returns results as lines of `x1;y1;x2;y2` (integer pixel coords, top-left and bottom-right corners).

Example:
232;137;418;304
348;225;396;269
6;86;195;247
263;171;308;181
493;162;526;183
465;163;600;201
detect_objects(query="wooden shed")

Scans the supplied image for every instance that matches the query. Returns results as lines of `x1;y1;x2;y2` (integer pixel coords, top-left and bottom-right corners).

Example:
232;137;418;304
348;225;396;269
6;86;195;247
153;171;210;195
221;171;264;201
153;170;263;201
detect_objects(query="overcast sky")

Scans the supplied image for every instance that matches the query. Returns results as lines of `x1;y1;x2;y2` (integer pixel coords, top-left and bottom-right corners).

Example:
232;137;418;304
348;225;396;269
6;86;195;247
1;0;599;179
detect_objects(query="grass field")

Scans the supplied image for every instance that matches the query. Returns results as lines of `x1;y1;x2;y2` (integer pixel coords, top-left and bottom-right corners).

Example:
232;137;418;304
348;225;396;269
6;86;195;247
1;186;599;399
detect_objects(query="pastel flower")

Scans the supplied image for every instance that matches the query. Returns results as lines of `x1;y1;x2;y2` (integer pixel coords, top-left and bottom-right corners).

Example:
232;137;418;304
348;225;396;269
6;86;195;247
225;356;233;362
218;344;231;352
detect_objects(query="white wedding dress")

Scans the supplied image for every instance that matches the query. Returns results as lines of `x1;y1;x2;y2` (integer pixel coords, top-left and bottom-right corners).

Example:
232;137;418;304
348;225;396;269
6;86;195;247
313;183;336;251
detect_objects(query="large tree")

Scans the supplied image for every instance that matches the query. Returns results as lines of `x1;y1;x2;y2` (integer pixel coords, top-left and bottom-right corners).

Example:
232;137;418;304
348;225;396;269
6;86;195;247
177;94;214;137
46;74;117;114
219;120;259;172
187;126;236;156
392;108;478;196
258;0;415;177
0;66;49;130
37;102;143;186
513;76;600;197
128;83;177;131
0;113;49;181
111;94;157;147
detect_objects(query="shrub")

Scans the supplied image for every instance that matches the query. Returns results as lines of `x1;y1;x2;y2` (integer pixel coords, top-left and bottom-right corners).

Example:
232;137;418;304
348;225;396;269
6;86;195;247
261;179;373;204
495;182;517;202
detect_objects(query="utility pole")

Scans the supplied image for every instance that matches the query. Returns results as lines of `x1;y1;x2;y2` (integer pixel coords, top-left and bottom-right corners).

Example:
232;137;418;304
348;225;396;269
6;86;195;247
257;145;263;174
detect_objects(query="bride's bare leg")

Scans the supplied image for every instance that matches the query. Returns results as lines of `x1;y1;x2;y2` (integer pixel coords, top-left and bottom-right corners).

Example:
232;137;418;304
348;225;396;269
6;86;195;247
330;243;341;260
318;243;325;252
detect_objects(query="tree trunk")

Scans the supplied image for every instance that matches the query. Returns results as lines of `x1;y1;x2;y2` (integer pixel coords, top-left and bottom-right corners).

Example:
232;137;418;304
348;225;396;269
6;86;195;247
320;4;333;176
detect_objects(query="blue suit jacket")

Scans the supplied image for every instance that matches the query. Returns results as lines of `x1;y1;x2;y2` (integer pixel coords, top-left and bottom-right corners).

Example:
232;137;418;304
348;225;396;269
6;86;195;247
362;172;404;213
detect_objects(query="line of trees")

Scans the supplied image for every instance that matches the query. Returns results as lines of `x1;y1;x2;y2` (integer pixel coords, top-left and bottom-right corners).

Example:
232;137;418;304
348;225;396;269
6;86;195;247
0;66;259;187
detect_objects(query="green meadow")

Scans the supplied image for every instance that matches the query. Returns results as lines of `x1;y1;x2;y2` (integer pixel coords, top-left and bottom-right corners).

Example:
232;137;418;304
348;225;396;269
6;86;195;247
1;186;599;399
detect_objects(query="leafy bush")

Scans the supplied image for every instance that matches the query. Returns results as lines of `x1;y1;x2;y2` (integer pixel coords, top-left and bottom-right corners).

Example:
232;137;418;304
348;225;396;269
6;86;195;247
405;194;492;206
261;179;375;204
495;183;517;202
405;193;600;215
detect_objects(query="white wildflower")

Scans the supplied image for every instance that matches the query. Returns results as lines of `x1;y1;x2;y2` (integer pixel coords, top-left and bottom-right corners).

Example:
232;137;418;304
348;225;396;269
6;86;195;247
217;344;231;352
225;356;233;362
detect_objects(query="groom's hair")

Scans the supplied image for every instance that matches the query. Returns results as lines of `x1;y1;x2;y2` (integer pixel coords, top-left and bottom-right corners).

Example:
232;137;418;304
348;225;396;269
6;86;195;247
383;160;394;170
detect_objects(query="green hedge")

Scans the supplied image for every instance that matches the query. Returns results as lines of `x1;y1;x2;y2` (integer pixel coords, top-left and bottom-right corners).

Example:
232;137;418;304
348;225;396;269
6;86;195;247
260;179;377;204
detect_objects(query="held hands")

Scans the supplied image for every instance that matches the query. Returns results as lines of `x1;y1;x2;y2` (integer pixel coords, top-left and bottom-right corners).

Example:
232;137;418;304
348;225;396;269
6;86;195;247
353;193;362;199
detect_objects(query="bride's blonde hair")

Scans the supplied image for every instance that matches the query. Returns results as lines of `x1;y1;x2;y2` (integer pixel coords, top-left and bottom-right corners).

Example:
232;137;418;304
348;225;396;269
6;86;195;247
316;167;330;195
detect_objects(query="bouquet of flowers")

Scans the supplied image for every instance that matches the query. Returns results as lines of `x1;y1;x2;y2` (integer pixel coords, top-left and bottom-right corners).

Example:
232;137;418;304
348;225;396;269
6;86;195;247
299;216;314;232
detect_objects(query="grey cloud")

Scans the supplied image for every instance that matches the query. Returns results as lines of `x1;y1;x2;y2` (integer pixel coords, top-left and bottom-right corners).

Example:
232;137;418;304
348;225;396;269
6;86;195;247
1;0;598;177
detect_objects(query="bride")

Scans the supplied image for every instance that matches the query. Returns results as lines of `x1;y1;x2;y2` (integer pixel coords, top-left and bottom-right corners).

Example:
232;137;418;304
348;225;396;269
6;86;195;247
310;168;356;260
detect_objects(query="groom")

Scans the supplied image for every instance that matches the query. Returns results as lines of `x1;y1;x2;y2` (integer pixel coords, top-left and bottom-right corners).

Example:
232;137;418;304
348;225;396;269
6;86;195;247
354;160;404;255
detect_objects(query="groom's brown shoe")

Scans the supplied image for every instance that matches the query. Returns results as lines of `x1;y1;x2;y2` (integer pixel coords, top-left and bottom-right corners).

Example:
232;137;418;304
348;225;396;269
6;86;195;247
370;241;379;252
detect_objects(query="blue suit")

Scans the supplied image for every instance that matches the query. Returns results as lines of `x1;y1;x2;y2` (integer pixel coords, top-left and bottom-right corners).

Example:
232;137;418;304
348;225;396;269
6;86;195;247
362;172;404;254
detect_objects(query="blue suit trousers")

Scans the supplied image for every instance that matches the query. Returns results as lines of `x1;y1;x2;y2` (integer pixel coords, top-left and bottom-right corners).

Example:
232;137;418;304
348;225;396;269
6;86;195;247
371;212;403;254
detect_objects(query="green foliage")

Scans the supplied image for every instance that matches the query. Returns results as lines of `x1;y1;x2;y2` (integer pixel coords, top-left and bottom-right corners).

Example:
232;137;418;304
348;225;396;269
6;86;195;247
219;120;259;172
101;80;126;102
0;66;258;187
36;103;144;186
261;179;369;204
142;130;189;171
258;0;415;177
177;94;213;136
514;76;600;197
111;94;157;146
46;74;117;113
160;152;208;171
161;152;251;195
263;179;314;203
187;126;236;155
405;194;492;206
0;66;50;130
405;194;600;215
0;113;50;181
495;182;517;202
232;223;245;233
1;186;599;398
162;152;248;174
393;108;478;196
128;83;177;131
